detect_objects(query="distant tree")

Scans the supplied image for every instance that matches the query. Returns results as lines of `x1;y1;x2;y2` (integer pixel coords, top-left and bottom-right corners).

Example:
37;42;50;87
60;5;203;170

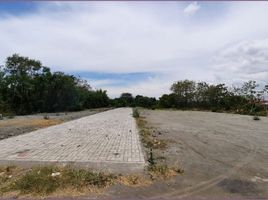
158;94;177;108
119;93;134;107
134;95;157;108
170;80;196;107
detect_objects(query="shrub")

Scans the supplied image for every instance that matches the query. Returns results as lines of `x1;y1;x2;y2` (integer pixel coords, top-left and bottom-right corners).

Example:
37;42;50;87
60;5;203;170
12;166;59;195
253;115;260;120
43;115;50;120
132;108;139;118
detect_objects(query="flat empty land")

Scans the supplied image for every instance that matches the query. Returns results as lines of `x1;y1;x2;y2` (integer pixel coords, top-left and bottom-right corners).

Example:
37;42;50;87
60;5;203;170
0;108;145;173
0;109;267;199
121;109;267;199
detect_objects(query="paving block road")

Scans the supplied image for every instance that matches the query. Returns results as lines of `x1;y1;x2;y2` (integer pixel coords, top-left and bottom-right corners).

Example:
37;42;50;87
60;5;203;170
0;108;145;173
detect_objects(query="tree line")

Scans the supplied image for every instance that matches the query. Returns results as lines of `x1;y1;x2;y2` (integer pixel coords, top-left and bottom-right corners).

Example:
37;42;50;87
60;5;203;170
158;80;268;115
0;54;109;114
0;54;267;116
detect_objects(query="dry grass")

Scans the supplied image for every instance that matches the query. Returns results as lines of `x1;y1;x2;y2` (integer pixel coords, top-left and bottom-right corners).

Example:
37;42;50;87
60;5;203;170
118;175;151;187
148;164;184;180
136;117;167;150
0;166;117;197
0;166;154;198
0;119;63;128
135;111;184;181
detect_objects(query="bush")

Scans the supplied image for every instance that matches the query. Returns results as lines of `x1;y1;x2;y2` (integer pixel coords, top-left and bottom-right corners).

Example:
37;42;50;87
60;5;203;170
11;166;116;195
43;115;50;120
12;167;59;195
132;108;139;118
253;115;260;121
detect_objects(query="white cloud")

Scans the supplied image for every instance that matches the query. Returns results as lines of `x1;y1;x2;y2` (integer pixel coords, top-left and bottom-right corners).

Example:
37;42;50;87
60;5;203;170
183;2;200;16
212;38;268;85
0;2;268;97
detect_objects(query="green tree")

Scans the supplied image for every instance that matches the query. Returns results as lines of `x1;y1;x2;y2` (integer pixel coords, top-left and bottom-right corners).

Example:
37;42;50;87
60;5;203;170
170;80;196;107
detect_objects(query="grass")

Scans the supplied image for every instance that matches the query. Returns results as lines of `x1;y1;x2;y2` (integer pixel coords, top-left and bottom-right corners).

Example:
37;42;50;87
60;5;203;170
132;108;140;118
147;164;184;180
0;166;117;196
253;115;260;120
135;109;184;181
0;119;63;128
0;165;157;197
136;117;167;150
118;174;151;187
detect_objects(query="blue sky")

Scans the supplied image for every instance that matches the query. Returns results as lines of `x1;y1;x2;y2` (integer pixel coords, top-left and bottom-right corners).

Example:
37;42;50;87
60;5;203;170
0;1;268;97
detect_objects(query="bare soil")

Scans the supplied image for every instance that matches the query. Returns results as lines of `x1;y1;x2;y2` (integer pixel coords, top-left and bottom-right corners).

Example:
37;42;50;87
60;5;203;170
1;109;268;199
0;108;110;140
106;109;268;199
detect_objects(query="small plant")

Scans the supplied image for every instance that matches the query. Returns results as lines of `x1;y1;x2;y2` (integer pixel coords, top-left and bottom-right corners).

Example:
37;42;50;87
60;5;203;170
43;115;50;120
12;166;59;195
148;148;155;166
132;108;140;118
147;164;183;180
9;166;117;196
253;115;260;120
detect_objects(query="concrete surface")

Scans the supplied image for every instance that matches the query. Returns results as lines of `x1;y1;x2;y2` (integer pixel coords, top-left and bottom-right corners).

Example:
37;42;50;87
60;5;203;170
0;108;145;173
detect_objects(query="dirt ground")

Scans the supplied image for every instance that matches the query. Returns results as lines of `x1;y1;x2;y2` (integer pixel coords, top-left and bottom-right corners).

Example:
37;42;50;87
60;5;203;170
105;109;268;199
0;108;110;140
0;109;268;199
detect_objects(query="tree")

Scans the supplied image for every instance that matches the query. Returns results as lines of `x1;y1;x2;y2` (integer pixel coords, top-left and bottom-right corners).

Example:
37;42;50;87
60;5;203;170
159;94;177;108
170;80;196;107
119;93;134;107
4;54;44;114
134;95;156;108
0;54;110;114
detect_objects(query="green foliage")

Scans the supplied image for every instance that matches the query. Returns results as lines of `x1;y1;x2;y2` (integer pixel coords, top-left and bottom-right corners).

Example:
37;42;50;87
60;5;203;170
132;108;140;118
0;54;110;115
12;166;60;195
158;79;267;115
11;166;116;195
253;115;260;121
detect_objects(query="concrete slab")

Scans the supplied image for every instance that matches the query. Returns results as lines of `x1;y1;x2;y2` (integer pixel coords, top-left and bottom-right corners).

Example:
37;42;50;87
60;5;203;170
0;108;145;173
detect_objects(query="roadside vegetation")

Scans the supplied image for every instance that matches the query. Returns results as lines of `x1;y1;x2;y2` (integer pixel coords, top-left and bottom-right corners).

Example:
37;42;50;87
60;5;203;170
0;166;116;197
1;54;267;117
134;109;184;180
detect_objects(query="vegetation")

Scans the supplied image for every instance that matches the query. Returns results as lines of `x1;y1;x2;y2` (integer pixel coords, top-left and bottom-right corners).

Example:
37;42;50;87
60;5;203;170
0;166;116;196
0;54;109;115
0;54;267;116
159;80;268;116
132;108;140;118
253;115;260;121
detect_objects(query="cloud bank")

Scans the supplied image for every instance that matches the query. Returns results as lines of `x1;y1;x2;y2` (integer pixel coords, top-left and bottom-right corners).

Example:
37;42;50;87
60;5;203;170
0;2;268;97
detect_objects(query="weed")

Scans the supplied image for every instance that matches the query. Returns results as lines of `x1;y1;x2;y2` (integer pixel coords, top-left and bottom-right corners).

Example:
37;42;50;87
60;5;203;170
12;166;60;195
147;164;184;180
43;115;50;120
253;115;260;120
148;148;155;166
132;108;140;118
118;175;151;187
8;166;116;196
137;118;167;150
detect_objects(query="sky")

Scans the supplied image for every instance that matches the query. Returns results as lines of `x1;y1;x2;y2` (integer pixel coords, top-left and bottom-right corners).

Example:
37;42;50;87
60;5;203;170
0;1;268;98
